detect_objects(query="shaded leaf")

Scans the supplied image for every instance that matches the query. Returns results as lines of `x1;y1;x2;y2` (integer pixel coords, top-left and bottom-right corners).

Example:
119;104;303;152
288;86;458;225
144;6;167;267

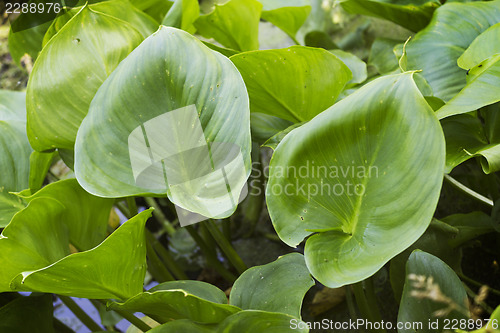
398;251;469;333
458;22;500;69
257;0;311;41
329;49;367;85
436;54;500;119
442;103;500;173
108;280;240;323
0;294;54;333
10;209;152;299
368;37;403;74
406;1;500;101
149;310;309;333
339;0;438;32
28;151;56;193
17;178;114;251
194;0;262;51
229;253;314;318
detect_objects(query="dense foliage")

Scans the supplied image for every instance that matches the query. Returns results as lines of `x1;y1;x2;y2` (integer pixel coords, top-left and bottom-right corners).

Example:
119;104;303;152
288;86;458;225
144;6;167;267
1;0;500;332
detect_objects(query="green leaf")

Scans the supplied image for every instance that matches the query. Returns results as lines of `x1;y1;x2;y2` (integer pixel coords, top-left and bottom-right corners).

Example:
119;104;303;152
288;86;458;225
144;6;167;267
303;31;338;50
229;253;314;318
27;5;145;151
43;0;158;45
162;0;200;33
150;310;309;333
0;294;54;333
442;103;500;174
7;2;53;65
194;0;262;51
230;46;351;123
436;54;500;119
368;38;403;75
389;219;463;302
0;90;32;227
28;151;56;194
74;25;252;221
339;0;439;32
398;251;469;333
441;211;496;248
250;113;293;143
329;49;367;85
0;193;25;228
266;73;445;287
18;178;114;251
257;0;311;41
0;198;70;292
263;122;304;150
10;209;152;299
406;1;500;101
458;22;500;69
108;280;240;323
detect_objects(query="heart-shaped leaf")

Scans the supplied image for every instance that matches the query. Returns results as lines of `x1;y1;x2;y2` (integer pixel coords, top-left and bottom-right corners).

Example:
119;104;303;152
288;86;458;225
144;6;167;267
27;4;145;151
266;73;445;287
257;0;311;41
229;253;314;318
75;26;251;222
195;0;262;51
230;46;351;123
406;1;500;101
10;209;152;299
108;280;240;323
398;251;469;332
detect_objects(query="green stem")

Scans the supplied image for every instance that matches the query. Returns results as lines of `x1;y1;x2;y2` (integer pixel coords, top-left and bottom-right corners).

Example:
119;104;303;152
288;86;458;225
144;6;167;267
58;296;102;332
222;220;231;241
145;229;188;280
126;197;139;216
144;197;176;235
205;220;247;274
53;317;75;333
345;286;358;320
146;233;175;282
444;174;494;207
457;271;500;297
186;225;237;282
111;308;153;332
351;282;386;333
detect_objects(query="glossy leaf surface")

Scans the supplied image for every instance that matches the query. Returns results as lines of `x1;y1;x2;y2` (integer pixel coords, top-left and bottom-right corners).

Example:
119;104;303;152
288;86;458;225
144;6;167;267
266;73;445;287
406;1;500;101
231;46;351;123
27;5;145;151
229;253;314;318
